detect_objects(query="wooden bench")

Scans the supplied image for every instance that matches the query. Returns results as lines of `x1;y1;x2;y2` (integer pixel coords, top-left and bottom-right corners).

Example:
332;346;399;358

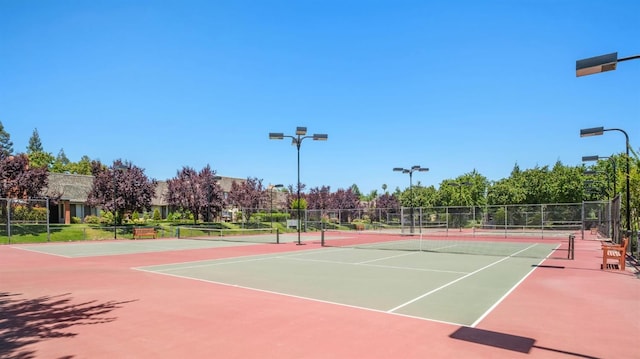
601;237;628;270
133;227;157;240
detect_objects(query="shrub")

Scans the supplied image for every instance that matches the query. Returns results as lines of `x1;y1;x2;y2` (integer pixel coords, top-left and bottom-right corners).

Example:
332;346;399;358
153;209;161;221
84;215;101;224
71;216;82;224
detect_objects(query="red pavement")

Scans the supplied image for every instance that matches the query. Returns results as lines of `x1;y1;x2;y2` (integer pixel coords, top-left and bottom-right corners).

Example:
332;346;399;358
1;236;638;358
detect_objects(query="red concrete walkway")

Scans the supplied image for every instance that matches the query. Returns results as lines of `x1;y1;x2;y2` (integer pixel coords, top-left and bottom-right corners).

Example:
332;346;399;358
1;236;638;358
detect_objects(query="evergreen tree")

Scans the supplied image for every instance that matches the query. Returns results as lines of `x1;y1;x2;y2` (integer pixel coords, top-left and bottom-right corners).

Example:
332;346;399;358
51;148;71;173
27;128;44;153
0;121;13;158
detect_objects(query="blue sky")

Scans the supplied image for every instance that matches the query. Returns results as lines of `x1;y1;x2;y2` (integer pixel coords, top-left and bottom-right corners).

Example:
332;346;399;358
1;0;638;195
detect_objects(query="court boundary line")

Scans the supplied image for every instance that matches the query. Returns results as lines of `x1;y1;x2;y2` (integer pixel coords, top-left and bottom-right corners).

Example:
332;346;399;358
135;244;548;326
138;247;348;271
10;245;73;258
470;243;561;327
7;239;259;258
133;266;467;327
387;243;539;313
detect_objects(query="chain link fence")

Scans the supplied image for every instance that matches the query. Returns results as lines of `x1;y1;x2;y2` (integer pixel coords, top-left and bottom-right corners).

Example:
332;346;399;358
2;199;619;248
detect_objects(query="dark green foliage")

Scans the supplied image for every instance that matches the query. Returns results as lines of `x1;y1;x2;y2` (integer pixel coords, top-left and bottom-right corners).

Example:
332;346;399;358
26;128;44;153
0;121;13;158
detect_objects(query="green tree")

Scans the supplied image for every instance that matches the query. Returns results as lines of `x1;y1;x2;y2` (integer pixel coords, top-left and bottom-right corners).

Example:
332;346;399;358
27;128;44;153
0;121;13;158
68;155;93;175
291;197;308;210
350;184;362;199
51;148;71;173
27;151;55;169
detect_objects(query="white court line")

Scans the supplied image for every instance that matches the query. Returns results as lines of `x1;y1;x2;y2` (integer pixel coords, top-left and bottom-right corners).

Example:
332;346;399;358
387;243;539;313
140;247;347;272
356;251;416;264
133;266;467;327
470;243;561;327
281;256;468;275
10;245;73;258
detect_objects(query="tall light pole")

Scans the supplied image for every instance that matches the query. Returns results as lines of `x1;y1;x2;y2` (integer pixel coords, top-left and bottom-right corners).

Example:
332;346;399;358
393;166;429;234
112;163;128;239
577;51;638;247
269;184;283;228
269;127;328;245
580;127;631;238
448;181;472;231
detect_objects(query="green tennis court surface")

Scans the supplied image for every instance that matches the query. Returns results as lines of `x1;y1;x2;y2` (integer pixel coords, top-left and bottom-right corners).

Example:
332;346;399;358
137;246;553;326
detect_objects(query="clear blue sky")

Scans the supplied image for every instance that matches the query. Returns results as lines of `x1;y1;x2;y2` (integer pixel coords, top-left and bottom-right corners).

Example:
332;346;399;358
1;0;638;194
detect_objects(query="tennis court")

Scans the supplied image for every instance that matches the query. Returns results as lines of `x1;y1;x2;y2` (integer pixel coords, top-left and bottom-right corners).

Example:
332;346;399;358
1;230;638;358
137;245;553;326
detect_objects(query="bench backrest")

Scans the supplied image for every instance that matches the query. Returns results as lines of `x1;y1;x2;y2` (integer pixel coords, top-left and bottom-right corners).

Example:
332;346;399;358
621;237;629;250
134;228;155;233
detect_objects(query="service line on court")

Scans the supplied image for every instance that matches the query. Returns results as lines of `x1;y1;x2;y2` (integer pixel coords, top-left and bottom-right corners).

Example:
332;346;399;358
281;255;469;275
387;243;539;313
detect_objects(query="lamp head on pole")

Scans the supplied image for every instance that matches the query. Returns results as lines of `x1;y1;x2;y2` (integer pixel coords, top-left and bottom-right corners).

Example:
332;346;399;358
580;127;604;137
582;155;600;162
269;132;284;140
576;52;618;77
296;127;307;136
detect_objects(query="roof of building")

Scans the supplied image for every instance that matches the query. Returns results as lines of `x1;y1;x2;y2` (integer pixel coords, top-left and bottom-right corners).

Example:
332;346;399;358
44;173;94;202
46;172;245;206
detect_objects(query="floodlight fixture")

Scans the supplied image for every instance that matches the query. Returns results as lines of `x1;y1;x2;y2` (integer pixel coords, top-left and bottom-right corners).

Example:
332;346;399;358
582;155;600;162
576;52;640;77
580;127;604;137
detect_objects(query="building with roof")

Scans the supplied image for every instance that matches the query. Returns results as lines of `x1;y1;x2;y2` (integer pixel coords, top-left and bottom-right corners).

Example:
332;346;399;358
44;173;245;224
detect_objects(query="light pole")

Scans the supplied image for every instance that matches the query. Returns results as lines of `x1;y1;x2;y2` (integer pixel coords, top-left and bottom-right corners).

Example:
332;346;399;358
112;163;127;239
448;181;472;231
580;127;631;238
582;155;616;199
577;51;638;245
269;127;328;245
269;184;283;228
393;166;429;234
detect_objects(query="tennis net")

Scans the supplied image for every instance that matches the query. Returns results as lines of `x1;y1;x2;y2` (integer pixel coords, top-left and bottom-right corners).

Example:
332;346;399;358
177;227;280;244
320;229;574;259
